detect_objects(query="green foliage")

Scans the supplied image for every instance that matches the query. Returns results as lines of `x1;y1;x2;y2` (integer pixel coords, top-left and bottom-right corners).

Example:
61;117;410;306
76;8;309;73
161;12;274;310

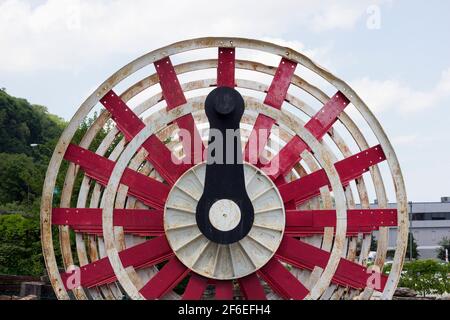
0;214;43;276
370;236;377;251
406;232;420;260
384;260;450;296
437;237;450;261
0;153;45;204
0;90;111;277
0;90;65;155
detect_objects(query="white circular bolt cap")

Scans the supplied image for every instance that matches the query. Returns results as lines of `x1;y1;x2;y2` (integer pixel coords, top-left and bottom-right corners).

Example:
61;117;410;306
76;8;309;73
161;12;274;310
209;199;241;232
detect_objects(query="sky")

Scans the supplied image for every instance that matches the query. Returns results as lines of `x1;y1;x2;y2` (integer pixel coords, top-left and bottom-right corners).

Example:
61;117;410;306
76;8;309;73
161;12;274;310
0;0;449;202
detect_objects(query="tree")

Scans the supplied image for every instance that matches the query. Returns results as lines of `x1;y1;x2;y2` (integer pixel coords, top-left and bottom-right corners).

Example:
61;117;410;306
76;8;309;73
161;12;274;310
370;236;377;251
437;237;450;261
0;89;119;277
0;153;45;204
0;90;65;155
394;260;450;296
0;214;43;276
406;232;419;260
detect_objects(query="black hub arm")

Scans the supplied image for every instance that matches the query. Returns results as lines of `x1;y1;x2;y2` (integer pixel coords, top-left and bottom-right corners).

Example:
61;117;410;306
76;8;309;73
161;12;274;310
195;87;254;244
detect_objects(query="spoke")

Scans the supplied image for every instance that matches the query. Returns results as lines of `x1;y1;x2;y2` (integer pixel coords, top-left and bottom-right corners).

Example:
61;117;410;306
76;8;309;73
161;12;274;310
217;47;235;88
214;280;234;300
258;258;309;300
139;257;189;299
285;209;398;236
60;236;173;289
305;92;350;138
64;144;170;209
263;136;307;179
244;114;276;163
238;273;267;300
264;58;297;109
155;57;204;164
244;58;297;163
279;145;386;204
52;208;164;236
182;274;208;300
261;92;350;180
276;236;388;290
101;90;188;185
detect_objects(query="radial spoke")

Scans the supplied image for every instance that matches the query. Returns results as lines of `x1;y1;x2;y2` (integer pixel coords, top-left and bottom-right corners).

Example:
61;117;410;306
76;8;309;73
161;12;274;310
258;258;309;300
279;145;386;204
276;236;388;290
139;257;189;299
238;273;267;300
261;92;350;180
244;114;276;163
285;208;397;236
264;136;307;180
182;274;208;300
64;144;170;209
244;58;297;163
264;58;297;109
60;236;173;289
100;90;189;185
155;57;204;164
217;47;235;88
214;280;234;300
52;208;164;236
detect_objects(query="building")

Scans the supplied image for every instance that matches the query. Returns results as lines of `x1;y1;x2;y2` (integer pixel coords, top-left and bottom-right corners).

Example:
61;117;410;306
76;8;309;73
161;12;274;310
381;197;450;260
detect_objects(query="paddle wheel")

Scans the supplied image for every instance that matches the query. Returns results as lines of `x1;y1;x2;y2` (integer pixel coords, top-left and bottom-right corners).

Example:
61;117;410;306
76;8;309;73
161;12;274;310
40;37;408;300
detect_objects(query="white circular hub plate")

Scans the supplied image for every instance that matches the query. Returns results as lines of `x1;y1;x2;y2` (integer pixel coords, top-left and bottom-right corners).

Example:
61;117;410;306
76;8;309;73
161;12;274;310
209;199;241;232
164;162;285;280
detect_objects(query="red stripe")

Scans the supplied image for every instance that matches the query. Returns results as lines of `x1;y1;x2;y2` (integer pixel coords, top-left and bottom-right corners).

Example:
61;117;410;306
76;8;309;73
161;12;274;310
285;209;398;236
101;90;144;140
60;236;173;289
264;58;297;109
243;58;297;163
214;280;234;300
101;90;188;185
155;57;204;164
155;57;186;109
279;145;386;204
64;144;170;209
262;135;307;178
305;92;350;138
139;257;189;299
276;237;388;290
238;273;266;300
175;114;204;164
217;47;235;87
52;208;164;236
261;92;350;180
182;274;208;300
244;114;276;163
258;259;309;300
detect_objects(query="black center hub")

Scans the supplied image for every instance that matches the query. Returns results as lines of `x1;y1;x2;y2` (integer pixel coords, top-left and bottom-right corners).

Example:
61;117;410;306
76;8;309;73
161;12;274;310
195;87;255;244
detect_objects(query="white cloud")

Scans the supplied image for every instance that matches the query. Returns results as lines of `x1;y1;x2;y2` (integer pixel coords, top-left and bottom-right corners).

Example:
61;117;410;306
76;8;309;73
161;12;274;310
392;134;418;146
0;0;391;73
351;67;450;114
309;3;364;32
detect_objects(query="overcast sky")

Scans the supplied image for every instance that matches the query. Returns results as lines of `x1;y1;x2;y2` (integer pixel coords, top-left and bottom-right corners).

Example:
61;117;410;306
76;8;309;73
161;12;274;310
1;0;449;202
